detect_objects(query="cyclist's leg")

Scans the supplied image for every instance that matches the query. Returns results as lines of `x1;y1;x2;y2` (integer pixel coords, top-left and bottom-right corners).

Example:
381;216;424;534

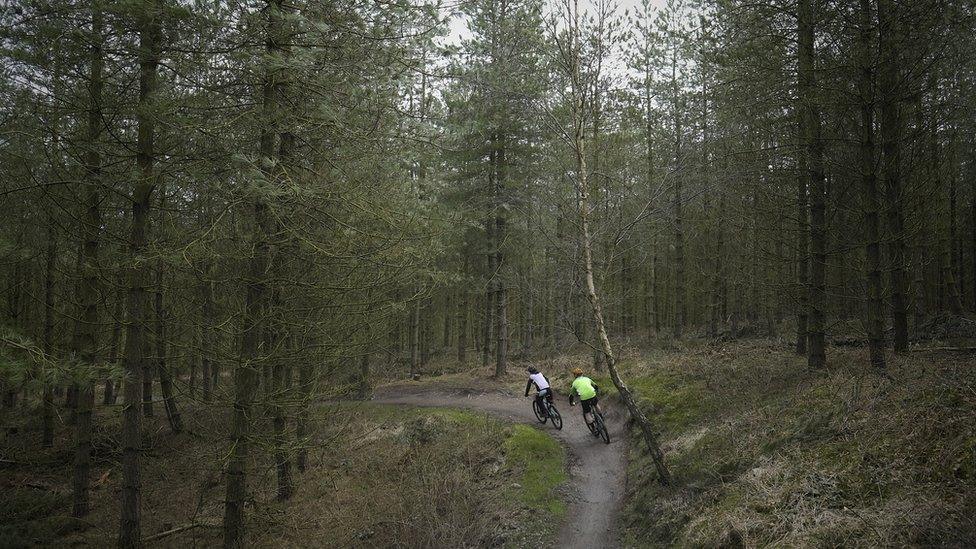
581;398;594;424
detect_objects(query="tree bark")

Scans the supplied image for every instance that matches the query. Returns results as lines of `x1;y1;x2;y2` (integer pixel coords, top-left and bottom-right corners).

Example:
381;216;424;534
154;275;182;433
494;138;508;377
483;220;495;369
409;297;420;376
269;300;292;501
562;1;671;485
574;113;672;487
948;139;964;314
296;347;312;473
859;0;886;370
714;184;727;338
673;128;685;337
877;0;909;350
457;292;468;363
105;284;123;405
42;232;56;448
142;364;154;417
119;1;159;544
796;143;809;355
201;267;215;402
442;294;452;350
223;3;282;545
71;3;105;518
799;0;827;369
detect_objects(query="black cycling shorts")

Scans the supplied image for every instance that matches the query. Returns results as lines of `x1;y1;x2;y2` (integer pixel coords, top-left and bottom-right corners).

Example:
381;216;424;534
580;396;599;413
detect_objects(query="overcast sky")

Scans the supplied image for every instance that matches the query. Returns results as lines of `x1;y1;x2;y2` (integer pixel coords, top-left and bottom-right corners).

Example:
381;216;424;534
441;0;670;45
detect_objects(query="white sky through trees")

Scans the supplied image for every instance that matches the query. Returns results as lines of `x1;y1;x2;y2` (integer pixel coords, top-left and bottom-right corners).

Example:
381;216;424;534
441;0;669;45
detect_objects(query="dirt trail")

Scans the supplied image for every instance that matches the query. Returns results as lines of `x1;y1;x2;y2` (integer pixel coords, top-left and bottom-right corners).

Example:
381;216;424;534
372;384;627;549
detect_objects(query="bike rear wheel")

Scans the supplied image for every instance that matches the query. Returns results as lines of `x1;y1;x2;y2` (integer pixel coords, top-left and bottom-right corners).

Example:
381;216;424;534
595;413;611;444
547;403;563;430
532;399;547;423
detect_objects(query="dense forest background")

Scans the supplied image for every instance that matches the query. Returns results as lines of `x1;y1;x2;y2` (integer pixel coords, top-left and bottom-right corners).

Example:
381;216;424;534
1;0;975;545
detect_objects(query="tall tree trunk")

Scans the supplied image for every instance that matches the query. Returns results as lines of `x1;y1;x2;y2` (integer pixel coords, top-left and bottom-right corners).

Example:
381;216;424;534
483;191;496;370
948;140;964;314
118;2;159;544
270;91;295;500
799;0;827;369
222;195;269;546
642;58;656;336
42;232;56;448
572;103;671;487
409;297;420;376
421;308;431;367
268;298;292;501
201;267;215;402
859;0;886;369
495;287;508;377
673;114;685;338
223;3;282;545
71;3;105;518
494;139;508;377
105;285;123;405
563;2;671;485
796;144;809;355
154;275;182;433
457;292;468;363
296;345;312;473
651;232;660;333
713;184;726;337
142;363;154;417
877;0;909;351
442;294;452;349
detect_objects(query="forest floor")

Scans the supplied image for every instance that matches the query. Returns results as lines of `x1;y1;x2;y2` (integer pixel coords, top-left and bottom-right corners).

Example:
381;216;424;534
0;392;570;547
3;336;975;547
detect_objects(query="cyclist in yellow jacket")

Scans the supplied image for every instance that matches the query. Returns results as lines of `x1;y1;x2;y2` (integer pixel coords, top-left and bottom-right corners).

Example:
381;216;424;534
568;367;602;430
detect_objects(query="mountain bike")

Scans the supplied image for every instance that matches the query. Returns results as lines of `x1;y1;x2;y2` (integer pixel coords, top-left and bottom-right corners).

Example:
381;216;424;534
585;409;611;444
531;393;563;430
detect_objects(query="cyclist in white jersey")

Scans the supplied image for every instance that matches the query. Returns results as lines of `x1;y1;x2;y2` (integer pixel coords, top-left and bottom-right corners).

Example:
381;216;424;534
524;367;553;412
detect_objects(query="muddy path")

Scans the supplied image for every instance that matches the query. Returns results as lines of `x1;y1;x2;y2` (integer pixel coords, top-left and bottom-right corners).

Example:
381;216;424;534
372;384;627;549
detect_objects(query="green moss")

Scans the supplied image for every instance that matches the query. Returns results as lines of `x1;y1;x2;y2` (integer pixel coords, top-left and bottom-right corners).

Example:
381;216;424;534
503;424;568;516
630;371;710;433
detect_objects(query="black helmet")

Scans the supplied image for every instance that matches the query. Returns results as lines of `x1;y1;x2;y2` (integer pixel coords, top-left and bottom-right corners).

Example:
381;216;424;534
527;366;538;374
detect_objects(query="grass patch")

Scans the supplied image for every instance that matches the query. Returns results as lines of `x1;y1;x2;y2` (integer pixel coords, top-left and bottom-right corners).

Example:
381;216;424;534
628;370;710;434
503;424;568;515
